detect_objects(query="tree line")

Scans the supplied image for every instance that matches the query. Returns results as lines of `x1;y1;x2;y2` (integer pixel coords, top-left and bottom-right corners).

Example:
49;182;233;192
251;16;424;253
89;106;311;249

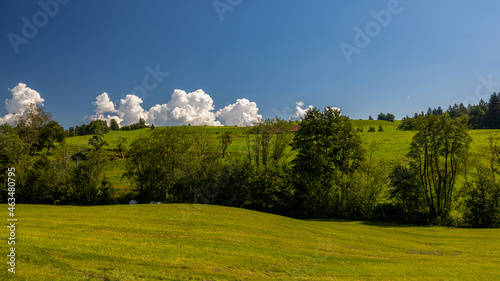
67;118;149;137
398;92;500;131
1;103;499;227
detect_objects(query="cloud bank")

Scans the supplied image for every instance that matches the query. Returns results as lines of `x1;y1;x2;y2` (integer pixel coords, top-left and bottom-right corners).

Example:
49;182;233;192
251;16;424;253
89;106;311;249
90;89;262;127
0;83;45;125
2;83;342;128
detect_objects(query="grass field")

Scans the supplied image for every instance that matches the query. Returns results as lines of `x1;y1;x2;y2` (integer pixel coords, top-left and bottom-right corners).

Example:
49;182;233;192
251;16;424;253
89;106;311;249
2;204;499;280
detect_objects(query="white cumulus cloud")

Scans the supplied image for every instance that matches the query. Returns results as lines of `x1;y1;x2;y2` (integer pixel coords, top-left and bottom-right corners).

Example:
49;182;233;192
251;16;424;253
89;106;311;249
288;101;314;121
147;103;170;126
216;98;262;126
0;83;45;125
93;92;116;114
166;89;221;126
90;89;253;127
117;95;149;125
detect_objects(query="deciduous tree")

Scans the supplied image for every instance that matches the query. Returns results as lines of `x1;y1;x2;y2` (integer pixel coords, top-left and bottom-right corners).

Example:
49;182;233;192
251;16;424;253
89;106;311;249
408;114;471;218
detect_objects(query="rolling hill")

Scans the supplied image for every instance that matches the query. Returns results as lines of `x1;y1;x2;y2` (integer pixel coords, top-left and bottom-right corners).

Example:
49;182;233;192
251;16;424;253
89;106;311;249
2;204;499;280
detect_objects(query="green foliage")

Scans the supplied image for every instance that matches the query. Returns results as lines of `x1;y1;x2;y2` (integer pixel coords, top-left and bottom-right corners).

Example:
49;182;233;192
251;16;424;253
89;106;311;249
37;120;66;152
291;107;365;218
69;150;109;205
116;136;127;158
249;163;295;215
486;93;500;129
397;116;416;131
218;131;232;158
125;127;203;202
110;118;120;131
397;93;500;130
98;176;114;204
368;126;376;132
69;160;99;204
378;112;395;122
246;117;292;166
74;119;110;136
0;124;27;168
15;104;52;153
388;163;428;223
292;107;364;177
462;173;500;227
408;114;472;219
378;125;384;132
88;130;108;151
120;118;148;131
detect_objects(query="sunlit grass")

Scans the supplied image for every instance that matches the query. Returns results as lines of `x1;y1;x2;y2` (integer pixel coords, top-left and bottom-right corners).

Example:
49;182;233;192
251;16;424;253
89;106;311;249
1;204;498;280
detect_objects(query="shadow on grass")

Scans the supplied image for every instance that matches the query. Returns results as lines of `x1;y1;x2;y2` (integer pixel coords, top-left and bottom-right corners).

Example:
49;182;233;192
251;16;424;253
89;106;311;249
302;218;428;228
361;220;428;228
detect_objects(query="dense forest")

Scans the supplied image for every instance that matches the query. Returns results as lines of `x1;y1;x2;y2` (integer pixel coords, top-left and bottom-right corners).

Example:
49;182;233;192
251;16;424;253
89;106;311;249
1;94;500;228
398;93;500;131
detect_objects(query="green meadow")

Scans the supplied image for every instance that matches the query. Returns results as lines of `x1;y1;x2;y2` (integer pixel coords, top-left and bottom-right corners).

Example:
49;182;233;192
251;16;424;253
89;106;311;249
64;120;495;188
1;204;499;280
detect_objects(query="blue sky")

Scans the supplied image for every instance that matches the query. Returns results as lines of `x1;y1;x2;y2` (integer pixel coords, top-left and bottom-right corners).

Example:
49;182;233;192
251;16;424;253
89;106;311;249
1;0;500;128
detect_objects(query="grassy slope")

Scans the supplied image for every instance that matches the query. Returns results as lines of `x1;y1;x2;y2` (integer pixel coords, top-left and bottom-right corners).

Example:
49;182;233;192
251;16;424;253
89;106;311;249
65;121;498;188
2;204;499;280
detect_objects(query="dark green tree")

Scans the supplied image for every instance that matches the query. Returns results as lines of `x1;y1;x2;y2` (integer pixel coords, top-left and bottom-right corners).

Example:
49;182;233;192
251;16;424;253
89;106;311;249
98;176;114;205
15;103;51;153
486;93;500;129
291;107;364;218
467;105;486;129
408;114;472;219
116;137;127;158
462;166;500;228
88;130;108;151
37;120;66;153
377;113;386;121
125;127;197;202
218;131;232;158
388;163;427;223
386;113;395;122
110;119;120;131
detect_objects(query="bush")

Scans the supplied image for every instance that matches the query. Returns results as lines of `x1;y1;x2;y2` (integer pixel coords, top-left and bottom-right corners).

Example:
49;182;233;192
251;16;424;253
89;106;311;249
388;164;428;223
462;171;500;228
368;127;376;132
378;125;384;132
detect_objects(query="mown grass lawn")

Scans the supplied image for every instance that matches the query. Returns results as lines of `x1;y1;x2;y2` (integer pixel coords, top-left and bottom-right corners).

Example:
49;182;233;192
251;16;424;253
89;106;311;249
1;204;499;280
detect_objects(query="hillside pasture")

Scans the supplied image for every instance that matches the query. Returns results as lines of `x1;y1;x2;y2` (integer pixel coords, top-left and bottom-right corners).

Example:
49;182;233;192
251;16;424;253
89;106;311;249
2;204;499;280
